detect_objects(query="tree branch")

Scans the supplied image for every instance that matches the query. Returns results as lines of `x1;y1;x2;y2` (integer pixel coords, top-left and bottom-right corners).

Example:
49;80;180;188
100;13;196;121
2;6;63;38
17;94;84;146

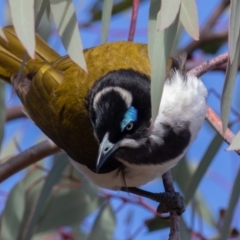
188;52;228;77
0;140;60;183
6;105;26;121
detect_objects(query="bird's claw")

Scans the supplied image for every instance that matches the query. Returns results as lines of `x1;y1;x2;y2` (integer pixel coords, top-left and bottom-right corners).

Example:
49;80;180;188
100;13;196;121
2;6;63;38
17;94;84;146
156;192;185;215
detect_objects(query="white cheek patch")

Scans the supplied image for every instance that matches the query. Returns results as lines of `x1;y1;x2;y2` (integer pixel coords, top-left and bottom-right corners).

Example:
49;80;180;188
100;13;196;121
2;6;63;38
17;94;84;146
93;87;133;110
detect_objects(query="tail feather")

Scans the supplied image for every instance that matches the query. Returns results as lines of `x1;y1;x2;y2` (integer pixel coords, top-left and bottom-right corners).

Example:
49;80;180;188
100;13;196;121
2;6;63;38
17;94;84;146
0;26;60;83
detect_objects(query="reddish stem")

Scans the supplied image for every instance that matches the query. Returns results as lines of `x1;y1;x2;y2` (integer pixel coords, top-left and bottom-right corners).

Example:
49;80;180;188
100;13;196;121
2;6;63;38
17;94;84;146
128;0;140;41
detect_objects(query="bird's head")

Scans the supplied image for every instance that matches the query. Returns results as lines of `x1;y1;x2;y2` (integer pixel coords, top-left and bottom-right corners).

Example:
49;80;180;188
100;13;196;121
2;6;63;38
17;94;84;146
86;69;151;172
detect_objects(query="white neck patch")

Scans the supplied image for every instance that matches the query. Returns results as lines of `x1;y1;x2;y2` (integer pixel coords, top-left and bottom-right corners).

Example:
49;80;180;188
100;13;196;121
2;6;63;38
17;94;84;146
93;86;133;110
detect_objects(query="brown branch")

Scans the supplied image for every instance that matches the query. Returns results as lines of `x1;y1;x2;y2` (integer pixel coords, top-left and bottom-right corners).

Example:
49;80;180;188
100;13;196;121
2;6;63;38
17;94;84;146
188;52;240;154
206;106;240;154
188;52;228;77
128;0;140;41
201;0;230;35
181;31;228;56
180;0;230;55
6;105;26;121
0;140;60;183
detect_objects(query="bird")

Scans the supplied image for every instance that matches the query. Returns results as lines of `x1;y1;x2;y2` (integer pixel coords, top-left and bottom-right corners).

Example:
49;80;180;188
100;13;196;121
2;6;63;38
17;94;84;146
0;26;207;214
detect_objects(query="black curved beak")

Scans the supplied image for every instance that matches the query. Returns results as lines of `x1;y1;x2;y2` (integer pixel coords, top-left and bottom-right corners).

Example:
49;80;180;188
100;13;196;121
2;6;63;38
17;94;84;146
96;133;120;172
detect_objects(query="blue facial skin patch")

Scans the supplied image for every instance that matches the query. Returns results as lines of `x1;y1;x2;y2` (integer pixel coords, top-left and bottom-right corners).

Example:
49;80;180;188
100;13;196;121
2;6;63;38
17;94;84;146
120;106;138;131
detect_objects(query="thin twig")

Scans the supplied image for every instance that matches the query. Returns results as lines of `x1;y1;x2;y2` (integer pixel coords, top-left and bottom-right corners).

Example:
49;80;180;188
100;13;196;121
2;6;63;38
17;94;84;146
128;0;140;41
181;31;228;56
187;53;240;154
201;0;230;35
0;140;60;183
6;105;26;121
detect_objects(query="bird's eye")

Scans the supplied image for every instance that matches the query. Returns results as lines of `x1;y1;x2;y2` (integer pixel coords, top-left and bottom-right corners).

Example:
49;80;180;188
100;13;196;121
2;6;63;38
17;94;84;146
125;122;134;131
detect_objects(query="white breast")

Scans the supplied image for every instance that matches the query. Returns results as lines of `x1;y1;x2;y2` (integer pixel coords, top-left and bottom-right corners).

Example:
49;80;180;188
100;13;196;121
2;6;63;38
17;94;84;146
70;152;184;190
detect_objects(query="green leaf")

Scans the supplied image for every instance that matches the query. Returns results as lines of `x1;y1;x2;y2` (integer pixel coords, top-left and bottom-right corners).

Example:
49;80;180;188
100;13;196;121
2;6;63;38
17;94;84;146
20;153;68;240
101;0;113;44
145;216;170;232
92;0;134;22
219;167;240;240
50;0;87;72
148;0;160;64
86;202;116;240
0;82;5;150
174;158;216;227
180;0;199;40
227;130;240;151
221;35;240;132
36;188;104;233
180;218;191;239
0;182;25;240
8;0;35;58
149;1;179;121
229;0;240;63
157;0;181;31
184;133;222;204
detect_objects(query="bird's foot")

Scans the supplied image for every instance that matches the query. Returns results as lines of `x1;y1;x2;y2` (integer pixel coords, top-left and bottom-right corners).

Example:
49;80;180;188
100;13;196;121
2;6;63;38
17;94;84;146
121;187;185;215
155;192;185;215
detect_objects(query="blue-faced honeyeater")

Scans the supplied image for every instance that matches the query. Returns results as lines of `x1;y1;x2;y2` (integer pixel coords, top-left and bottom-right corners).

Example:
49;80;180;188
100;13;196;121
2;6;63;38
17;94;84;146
0;26;207;214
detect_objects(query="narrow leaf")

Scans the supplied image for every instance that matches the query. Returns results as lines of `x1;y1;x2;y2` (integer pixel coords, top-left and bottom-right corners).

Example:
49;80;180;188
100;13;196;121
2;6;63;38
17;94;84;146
0;183;25;240
229;0;240;63
148;0;160;64
8;0;35;58
149;10;179;121
101;0;113;44
221;35;240;132
157;0;181;31
180;0;199;40
219;167;240;240
21;154;68;240
184;133;222;204
174;158;216;227
50;0;87;72
86;202;116;240
227;130;240;151
36;188;104;233
0;82;5;149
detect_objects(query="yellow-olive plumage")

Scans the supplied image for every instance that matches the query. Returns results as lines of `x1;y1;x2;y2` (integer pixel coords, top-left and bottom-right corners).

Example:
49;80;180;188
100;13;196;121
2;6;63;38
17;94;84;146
0;26;151;168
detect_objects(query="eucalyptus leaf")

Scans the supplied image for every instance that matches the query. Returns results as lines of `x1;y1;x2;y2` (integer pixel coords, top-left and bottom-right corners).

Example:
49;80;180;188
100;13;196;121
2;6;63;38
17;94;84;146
0;182;25;240
8;0;35;58
174;158;216;227
221;35;240;132
180;0;199;40
101;0;113;44
149;12;179;121
227;130;240;151
20;154;68;240
50;0;87;72
157;0;181;31
219;167;240;240
184;133;222;204
36;188;104;233
229;0;240;63
145;216;170;232
86;202;116;240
